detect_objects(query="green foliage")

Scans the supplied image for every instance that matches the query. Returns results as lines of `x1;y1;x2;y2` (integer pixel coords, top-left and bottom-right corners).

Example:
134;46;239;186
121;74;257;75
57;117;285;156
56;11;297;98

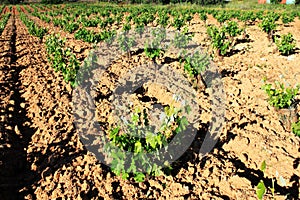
144;28;166;61
207;21;242;56
45;34;80;87
222;21;243;37
214;10;231;24
157;10;169;27
281;13;294;25
183;51;209;78
106;105;189;182
75;28;100;43
172;16;185;30
259;16;277;38
52;18;65;27
270;0;280;4
123;23;131;31
256;160;286;200
41;0;63;4
23;5;32;13
118;33;136;57
64;22;79;34
260;160;266;172
40;14;51;23
261;81;299;109
256;180;266;200
20;13;48;40
275;33;296;56
0;13;11;35
292;119;300;137
144;45;162;60
135;24;145;36
207;25;229;56
199;12;207;22
82;18;99;27
256;11;264;20
0;5;5;13
173;27;193;48
238;11;256;24
181;50;209;89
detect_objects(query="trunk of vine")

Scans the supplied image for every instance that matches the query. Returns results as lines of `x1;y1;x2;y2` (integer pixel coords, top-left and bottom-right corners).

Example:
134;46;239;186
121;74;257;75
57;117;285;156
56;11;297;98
216;49;224;61
196;74;206;91
268;30;274;41
127;51;131;60
276;107;298;132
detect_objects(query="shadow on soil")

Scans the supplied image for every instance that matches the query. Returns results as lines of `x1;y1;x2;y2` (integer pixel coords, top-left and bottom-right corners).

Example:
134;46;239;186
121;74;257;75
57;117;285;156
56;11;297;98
0;14;37;200
210;148;299;200
1;15;297;199
165;118;299;199
0;65;37;200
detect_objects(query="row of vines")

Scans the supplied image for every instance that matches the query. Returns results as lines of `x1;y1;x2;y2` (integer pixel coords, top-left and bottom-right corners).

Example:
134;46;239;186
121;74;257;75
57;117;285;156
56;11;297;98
1;4;299;193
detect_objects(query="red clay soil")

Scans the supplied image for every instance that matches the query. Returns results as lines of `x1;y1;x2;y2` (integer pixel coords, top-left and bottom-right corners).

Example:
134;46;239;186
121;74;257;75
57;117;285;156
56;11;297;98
25;5;34;13
1;6;9;15
20;6;28;14
12;6;19;15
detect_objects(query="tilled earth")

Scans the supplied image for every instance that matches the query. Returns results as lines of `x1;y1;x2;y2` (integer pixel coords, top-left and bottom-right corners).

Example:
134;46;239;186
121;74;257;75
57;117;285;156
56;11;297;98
0;10;299;200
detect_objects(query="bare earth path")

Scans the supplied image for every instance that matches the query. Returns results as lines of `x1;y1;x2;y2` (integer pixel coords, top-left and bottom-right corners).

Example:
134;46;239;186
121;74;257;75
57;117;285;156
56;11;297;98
0;13;36;200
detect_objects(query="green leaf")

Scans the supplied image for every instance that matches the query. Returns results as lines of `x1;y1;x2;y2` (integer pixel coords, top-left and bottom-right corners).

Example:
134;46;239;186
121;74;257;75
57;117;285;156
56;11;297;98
260;160;266;172
128;158;137;173
134;172;145;182
121;172;129;180
256;180;266;200
146;132;157;149
134;141;142;153
185;105;191;114
292;120;300;136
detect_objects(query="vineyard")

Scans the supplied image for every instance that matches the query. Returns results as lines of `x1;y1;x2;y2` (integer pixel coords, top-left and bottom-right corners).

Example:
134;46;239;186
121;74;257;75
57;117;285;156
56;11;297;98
0;1;300;199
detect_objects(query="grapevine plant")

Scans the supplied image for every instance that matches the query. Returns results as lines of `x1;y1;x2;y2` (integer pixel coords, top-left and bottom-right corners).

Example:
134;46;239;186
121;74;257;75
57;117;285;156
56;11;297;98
281;13;294;25
0;13;11;35
144;28;166;61
259;15;277;40
118;32;136;58
45;34;80;87
275;33;296;56
292;120;300;137
105;105;190;182
256;161;287;199
261;81;299;109
207;21;242;56
183;51;209;90
20;13;48;40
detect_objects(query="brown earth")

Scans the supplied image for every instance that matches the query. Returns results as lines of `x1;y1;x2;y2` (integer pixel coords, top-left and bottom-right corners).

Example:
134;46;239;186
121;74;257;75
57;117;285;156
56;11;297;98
0;8;299;200
1;6;10;15
20;6;29;14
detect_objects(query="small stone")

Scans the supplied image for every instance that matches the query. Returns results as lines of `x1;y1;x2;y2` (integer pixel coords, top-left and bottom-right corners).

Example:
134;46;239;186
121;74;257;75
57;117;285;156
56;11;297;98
260;57;267;61
15;125;21;135
287;55;295;61
74;45;82;53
